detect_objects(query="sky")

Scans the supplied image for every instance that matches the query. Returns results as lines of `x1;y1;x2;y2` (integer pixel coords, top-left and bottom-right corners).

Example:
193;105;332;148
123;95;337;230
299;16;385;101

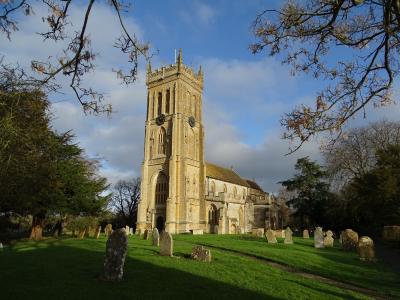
1;0;399;193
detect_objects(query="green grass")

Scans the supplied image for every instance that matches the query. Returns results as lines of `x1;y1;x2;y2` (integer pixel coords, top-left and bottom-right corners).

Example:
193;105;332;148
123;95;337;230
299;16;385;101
0;234;397;299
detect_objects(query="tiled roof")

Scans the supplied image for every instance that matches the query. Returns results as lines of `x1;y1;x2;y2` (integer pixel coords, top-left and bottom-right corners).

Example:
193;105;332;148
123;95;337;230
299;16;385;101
205;162;250;187
245;179;264;192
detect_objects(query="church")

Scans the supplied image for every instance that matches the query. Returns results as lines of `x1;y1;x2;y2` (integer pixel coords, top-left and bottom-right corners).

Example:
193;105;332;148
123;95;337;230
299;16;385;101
136;50;280;234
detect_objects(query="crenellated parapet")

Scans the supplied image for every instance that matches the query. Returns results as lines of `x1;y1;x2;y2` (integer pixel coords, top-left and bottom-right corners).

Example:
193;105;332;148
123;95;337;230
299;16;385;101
146;49;203;89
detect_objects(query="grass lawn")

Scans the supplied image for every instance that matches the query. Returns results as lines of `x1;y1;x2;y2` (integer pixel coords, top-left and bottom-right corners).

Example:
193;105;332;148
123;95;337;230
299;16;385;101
0;234;397;300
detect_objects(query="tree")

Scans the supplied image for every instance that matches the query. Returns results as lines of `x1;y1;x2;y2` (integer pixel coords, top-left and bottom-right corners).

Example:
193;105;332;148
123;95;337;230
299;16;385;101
280;157;334;228
323;120;400;189
109;178;140;228
0;90;110;239
1;0;150;113
252;1;400;152
343;144;400;235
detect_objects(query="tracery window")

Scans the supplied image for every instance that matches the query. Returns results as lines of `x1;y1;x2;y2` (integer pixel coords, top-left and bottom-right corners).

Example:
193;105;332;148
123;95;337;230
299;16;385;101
155;173;168;205
158;127;166;155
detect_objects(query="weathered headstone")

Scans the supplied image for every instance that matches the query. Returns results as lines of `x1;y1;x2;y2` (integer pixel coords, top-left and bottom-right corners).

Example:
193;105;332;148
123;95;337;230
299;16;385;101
265;229;277;243
143;229;151;240
0;242;3;249
125;226;130;236
129;228;134;235
303;229;310;239
358;236;375;261
95;226;101;239
102;228;128;281
152;228;160;246
252;228;264;237
314;227;324;248
284;227;293;244
77;228;86;239
342;229;358;251
323;230;334;247
105;224;113;237
339;231;343;244
191;229;203;235
159;231;173;256
275;230;285;238
382;226;400;241
191;245;212;262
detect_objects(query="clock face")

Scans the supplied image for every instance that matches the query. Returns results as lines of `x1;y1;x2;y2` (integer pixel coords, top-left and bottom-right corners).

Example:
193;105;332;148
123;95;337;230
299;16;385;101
156;114;165;126
188;116;195;127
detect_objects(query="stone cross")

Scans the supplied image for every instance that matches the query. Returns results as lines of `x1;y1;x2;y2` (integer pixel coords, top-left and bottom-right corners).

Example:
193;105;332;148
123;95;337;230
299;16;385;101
342;229;359;251
303;229;309;239
284;227;293;244
358;236;375;261
323;230;334;247
102;228;128;281
265;229;277;243
152;228;160;246
314;227;324;248
159;231;173;256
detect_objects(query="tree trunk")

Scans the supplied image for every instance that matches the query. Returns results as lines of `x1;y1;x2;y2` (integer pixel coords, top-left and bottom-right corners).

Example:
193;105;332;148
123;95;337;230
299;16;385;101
29;214;45;241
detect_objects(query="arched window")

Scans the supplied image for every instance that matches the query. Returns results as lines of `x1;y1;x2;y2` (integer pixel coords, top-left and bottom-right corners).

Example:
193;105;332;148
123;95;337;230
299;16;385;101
157;92;162;116
166;89;170;114
149;131;154;159
223;184;227;193
209;204;218;225
155;173;168;205
158;127;166;155
210;181;215;194
233;186;237;197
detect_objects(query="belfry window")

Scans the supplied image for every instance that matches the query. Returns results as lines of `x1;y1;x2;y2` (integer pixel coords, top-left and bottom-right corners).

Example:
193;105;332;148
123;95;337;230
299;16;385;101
166;89;170;114
157;92;162;116
156;173;168;204
158;127;166;155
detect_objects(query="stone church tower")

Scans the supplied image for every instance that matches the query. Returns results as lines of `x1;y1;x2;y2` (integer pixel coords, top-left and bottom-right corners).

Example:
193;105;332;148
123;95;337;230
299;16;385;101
136;50;206;234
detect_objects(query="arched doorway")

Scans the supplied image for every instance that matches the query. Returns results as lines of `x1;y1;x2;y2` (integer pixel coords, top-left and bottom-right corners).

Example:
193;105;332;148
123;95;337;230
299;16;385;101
156;216;165;232
208;204;218;233
155;172;168;231
230;223;237;234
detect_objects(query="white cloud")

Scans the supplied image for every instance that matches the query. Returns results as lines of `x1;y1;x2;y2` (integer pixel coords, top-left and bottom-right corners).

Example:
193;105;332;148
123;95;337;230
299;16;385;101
179;1;217;28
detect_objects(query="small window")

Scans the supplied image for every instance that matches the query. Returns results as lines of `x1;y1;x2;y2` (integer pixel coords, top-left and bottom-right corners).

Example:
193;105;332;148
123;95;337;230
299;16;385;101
157;92;162;116
166;89;170;114
210;181;215;194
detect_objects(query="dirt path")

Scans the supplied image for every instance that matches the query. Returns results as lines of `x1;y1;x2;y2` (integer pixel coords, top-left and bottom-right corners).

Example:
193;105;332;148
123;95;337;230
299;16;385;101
194;242;393;300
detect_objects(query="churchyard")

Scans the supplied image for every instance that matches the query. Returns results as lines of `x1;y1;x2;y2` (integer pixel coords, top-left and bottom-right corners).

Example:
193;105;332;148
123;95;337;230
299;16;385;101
0;233;399;300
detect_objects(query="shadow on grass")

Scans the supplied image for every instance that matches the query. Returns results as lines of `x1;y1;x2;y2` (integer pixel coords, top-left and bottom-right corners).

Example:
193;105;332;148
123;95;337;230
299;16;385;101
0;239;281;300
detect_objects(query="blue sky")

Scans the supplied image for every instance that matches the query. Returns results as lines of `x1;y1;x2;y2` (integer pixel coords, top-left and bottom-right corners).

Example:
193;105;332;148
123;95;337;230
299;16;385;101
1;0;399;192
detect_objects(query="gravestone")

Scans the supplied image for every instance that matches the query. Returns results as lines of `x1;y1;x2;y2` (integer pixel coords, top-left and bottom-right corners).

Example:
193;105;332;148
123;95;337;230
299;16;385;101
102;228;128;281
265;229;277;243
125;226;130;236
284;227;293;244
382;226;400;241
342;229;358;251
143;229;151;240
314;227;324;248
275;230;285;238
323;230;334;247
339;231;343;244
95;226;101;239
159;232;173;256
77;228;86;239
358;236;375;261
105;224;113;237
191;245;212;262
129;228;134;235
303;229;309;239
152;228;160;246
0;242;3;249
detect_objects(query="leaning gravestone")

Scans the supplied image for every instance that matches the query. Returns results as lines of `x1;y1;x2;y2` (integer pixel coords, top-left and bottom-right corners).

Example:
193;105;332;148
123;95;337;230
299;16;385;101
77;228;86;239
314;227;324;248
152;228;160;246
358;236;375;261
284;227;293;244
265;229;277;244
102;228;128;281
95;226;101;239
159;232;173;256
303;229;310;239
105;224;113;237
323;230;334;247
191;245;212;262
342;229;358;251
